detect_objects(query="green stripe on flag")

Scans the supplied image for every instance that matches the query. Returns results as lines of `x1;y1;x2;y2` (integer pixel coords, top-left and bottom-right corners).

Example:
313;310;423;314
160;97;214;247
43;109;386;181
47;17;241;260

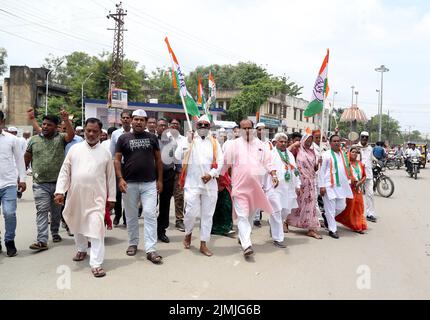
184;94;200;118
304;99;323;118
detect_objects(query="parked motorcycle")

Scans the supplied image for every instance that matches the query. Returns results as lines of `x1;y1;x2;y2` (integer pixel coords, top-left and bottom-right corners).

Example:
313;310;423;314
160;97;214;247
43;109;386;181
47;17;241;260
373;162;395;198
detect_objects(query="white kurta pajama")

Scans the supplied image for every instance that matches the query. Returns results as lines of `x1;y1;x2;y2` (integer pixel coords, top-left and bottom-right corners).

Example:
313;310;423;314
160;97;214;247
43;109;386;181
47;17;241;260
359;143;376;218
318;150;353;233
175;135;223;242
55;141;116;268
264;148;301;243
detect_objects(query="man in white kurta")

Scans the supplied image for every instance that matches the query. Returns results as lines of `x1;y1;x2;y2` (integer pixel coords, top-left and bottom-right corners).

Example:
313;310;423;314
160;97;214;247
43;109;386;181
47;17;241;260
358;131;377;223
175;115;223;257
319;134;353;239
55;119;116;277
264;133;300;247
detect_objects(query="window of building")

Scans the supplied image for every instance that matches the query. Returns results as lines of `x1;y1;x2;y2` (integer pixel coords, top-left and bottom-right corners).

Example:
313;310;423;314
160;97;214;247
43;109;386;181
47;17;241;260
300;110;303;121
293;108;297;120
273;104;277;115
225;101;230;110
283;106;287;118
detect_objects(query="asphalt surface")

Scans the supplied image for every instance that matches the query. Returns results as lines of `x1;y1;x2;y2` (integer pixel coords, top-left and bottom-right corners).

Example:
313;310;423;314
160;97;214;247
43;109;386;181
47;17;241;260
1;167;429;299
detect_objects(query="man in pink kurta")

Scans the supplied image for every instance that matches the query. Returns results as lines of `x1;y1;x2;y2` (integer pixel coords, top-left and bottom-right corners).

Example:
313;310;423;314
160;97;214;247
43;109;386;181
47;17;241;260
223;119;278;257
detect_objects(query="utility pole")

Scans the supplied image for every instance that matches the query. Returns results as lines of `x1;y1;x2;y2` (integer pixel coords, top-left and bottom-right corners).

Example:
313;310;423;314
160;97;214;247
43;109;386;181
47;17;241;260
107;2;127;114
375;65;389;141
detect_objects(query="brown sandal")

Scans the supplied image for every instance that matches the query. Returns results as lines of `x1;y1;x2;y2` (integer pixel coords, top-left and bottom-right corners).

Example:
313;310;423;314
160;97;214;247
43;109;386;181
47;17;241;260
73;251;87;261
307;230;323;240
146;251;163;264
91;267;106;278
126;245;138;256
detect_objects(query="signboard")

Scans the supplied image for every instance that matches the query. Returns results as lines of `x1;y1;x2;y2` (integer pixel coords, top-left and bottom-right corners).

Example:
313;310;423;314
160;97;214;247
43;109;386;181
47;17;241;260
259;115;281;128
111;88;128;109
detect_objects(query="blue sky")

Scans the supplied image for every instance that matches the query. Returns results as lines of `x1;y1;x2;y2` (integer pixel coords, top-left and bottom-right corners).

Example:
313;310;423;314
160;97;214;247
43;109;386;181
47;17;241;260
1;0;429;134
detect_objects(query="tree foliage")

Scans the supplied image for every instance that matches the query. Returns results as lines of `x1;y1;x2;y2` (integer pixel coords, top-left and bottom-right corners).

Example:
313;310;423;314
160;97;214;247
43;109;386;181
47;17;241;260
331;108;405;144
0;48;7;76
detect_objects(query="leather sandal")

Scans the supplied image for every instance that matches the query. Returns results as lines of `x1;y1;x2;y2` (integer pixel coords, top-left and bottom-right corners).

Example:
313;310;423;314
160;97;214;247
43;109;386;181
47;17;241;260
91;267;106;278
146;251;163;264
126;245;137;256
73;251;87;261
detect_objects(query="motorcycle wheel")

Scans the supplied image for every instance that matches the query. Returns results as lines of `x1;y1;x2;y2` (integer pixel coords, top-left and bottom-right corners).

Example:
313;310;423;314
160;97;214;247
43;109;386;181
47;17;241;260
386;161;396;170
376;176;395;198
414;172;418;180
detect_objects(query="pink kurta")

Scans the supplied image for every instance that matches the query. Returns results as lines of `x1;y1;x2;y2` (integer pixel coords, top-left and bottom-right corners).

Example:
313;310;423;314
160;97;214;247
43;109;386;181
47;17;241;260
222;137;275;218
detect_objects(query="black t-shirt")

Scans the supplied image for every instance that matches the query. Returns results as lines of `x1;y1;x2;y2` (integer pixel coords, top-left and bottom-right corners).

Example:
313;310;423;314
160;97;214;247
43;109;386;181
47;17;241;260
116;132;160;183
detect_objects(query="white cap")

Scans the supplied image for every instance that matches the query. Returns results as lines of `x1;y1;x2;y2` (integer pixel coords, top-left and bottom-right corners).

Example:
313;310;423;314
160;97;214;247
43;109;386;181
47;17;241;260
360;131;369;137
132;109;148;118
197;115;210;123
76;126;84;131
8;126;18;132
102;129;107;134
256;122;265;129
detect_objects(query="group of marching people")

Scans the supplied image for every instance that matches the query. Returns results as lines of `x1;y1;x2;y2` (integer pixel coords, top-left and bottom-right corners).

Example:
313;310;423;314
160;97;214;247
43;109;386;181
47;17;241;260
0;107;378;278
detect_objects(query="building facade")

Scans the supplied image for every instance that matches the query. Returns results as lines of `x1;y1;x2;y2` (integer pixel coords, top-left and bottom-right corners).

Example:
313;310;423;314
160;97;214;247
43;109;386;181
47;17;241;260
216;89;329;138
1;66;69;126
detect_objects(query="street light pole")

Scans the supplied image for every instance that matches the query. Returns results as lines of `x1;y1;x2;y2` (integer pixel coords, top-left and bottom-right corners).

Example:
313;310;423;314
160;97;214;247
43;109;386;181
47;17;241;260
350;86;355;106
329;91;338;133
45;60;64;116
81;72;95;125
375;65;389;141
376;89;380;141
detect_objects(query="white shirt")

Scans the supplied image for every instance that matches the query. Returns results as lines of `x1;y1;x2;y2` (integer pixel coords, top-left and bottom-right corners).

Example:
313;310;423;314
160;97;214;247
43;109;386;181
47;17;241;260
406;148;421;158
358;142;374;179
109;127;125;158
101;139;111;155
319;149;353;200
175;134;223;192
0;130;26;189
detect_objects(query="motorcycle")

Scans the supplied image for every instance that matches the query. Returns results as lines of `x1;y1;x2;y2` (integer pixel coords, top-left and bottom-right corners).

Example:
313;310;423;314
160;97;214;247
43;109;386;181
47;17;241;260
395;155;404;169
373;161;395;198
385;154;397;170
408;156;420;180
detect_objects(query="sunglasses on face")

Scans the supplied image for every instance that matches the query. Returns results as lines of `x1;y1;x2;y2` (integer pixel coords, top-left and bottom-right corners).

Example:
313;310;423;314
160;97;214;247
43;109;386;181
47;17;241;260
197;123;210;128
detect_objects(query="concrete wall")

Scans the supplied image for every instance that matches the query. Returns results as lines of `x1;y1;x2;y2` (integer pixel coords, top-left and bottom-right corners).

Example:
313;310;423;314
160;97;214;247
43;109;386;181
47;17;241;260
5;66;36;126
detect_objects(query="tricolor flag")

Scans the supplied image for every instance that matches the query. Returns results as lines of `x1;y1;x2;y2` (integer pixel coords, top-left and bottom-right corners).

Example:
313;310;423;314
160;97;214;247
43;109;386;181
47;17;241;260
198;76;212;120
304;49;330;118
207;71;216;108
165;37;200;120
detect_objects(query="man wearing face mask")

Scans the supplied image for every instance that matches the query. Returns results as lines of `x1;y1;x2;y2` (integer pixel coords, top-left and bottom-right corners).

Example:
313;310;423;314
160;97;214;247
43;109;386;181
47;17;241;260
175;115;223;257
222;119;278;258
54;118;116;277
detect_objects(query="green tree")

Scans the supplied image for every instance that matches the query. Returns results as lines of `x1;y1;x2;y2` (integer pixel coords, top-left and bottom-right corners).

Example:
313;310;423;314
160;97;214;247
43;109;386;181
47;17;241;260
42;51;147;124
0;48;7;76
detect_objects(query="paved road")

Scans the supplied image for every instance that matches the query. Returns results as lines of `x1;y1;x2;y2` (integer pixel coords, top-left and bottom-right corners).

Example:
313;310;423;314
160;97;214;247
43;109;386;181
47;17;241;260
1;167;430;299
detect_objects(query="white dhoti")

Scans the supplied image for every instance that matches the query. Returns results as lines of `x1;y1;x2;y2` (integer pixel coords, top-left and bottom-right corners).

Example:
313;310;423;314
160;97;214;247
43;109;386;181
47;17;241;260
322;195;347;233
363;179;376;218
74;233;105;268
184;189;218;242
233;199;258;250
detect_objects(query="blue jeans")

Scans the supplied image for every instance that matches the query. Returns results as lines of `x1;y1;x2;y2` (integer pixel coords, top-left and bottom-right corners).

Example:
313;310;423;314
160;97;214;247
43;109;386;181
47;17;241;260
123;181;158;253
33;183;62;243
0;185;17;242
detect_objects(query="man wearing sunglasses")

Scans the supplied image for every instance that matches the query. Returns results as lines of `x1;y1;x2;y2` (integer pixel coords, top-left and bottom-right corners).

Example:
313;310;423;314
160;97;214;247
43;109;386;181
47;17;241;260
175;115;223;257
358;131;377;223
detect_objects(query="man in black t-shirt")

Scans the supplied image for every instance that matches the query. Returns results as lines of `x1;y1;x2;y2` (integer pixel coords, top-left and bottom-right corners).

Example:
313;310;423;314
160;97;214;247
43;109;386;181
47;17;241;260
114;109;164;264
